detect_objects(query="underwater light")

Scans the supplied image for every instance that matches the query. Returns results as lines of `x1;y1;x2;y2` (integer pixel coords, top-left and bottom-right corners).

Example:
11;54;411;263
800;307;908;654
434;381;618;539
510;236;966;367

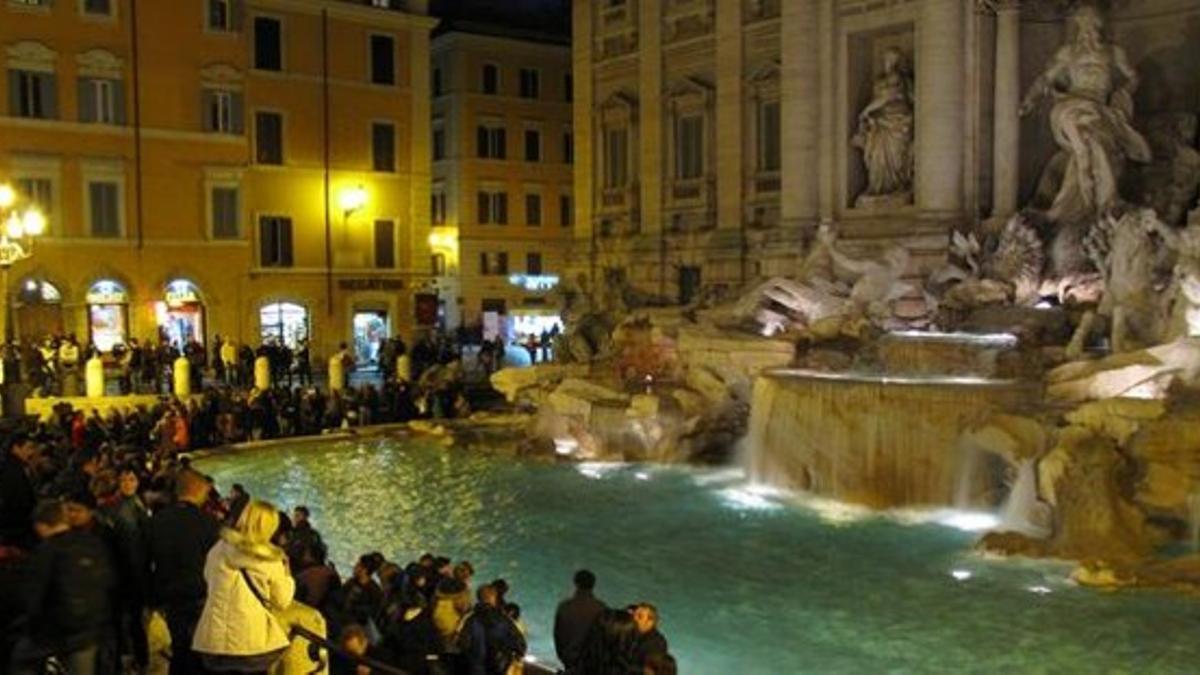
554;437;578;456
1027;585;1053;595
635;471;650;481
951;569;973;581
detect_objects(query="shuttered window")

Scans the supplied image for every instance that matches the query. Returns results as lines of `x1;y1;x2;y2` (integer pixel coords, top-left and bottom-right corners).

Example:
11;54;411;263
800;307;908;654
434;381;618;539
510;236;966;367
259;216;293;267
8;70;56;119
374;220;395;269
88;181;121;237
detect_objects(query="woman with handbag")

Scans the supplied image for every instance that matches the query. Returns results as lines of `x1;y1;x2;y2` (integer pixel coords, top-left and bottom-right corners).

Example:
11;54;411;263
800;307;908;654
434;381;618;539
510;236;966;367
192;500;296;674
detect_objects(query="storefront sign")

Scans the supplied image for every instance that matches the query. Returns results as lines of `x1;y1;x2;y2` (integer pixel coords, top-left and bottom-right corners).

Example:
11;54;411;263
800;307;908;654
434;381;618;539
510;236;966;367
507;274;559;292
165;280;202;308
338;278;406;291
85;280;128;305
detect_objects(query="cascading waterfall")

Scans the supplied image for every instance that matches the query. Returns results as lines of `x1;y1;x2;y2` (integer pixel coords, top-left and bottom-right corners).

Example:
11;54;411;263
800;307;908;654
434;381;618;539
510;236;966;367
745;369;1031;508
998;458;1050;538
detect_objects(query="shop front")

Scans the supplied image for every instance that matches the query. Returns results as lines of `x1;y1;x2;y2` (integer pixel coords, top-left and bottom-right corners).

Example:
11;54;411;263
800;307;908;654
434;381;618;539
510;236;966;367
156;279;205;348
86;279;129;352
260;301;310;348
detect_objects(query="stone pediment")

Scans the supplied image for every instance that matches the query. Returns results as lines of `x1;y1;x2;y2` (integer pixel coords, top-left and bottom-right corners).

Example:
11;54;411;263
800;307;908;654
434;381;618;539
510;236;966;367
666;76;713;100
200;63;244;85
748;59;781;85
6;40;57;72
76;48;124;78
599;90;638;123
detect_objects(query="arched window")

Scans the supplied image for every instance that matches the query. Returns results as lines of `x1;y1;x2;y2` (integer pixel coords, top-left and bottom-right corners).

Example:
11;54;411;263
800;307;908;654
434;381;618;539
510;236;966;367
260;302;309;348
18;278;61;304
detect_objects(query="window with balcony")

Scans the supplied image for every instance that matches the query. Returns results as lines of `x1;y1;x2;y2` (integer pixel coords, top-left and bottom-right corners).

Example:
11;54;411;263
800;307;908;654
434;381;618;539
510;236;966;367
372;122;396;172
525;193;542;226
255;111;283;164
476;124;506;159
519;68;539;99
78;77;122;124
203;88;243;134
8;70;56;119
675;114;704;180
374;219;395;268
209;185;240;239
481;63;499;95
477;190;508;225
253;16;282;71
369;34;395;85
524;129;541;162
258;215;293;267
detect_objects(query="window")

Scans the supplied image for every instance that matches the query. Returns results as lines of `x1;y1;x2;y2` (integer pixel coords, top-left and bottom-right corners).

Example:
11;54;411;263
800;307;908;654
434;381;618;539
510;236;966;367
210;186;239;239
481;63;498;95
82;0;112;16
477;190;508;225
203;89;243;134
564;72;573;102
258;215;293;267
8;70;56;119
78;78;122;124
207;0;240;32
88;181;121;237
374;219;395;268
15;178;53;229
604;128;628;188
563;130;574;164
476;124;506;159
369;34;395;85
372;122;396;172
431;191;446;225
255;111;283;164
431;253;446;276
432;127;446;160
479;252;489;275
495;252;509;275
560;194;573;227
526;252;543;275
519;68;539;99
432;67;443;96
758;101;781;172
524;129;541;162
676;114;703;179
525;193;542;226
253;17;282;71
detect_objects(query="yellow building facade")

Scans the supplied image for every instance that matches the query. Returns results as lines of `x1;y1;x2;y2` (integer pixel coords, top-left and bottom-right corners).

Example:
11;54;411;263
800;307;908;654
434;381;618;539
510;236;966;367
0;0;435;363
430;26;573;339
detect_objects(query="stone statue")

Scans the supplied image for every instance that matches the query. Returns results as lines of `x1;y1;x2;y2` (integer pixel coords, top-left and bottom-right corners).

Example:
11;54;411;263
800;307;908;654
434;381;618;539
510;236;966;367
851;47;914;208
1020;6;1151;227
1139;113;1200;226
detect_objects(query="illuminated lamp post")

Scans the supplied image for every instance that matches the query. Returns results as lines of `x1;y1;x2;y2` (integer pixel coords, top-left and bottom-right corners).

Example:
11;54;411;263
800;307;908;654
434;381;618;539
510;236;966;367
0;183;46;416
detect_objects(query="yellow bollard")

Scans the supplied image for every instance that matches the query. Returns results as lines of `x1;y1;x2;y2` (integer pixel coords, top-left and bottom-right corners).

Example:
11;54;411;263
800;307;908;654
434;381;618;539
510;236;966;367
173;356;191;397
85;356;105;398
328;354;345;392
255;355;271;390
396;354;411;383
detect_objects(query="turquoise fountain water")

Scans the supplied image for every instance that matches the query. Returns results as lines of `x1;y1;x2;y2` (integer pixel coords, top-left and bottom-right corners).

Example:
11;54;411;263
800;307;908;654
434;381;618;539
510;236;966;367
197;436;1199;674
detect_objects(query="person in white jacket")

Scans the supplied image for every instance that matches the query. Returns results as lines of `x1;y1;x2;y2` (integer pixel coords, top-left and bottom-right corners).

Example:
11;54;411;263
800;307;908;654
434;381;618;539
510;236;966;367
192;500;296;673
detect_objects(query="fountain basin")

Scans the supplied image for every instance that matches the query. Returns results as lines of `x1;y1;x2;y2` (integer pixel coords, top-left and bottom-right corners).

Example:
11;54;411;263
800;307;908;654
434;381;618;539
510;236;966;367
747;368;1038;507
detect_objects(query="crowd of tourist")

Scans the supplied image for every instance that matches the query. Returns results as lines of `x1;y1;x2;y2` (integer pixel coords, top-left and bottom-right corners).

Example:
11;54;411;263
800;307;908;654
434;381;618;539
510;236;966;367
0;421;677;674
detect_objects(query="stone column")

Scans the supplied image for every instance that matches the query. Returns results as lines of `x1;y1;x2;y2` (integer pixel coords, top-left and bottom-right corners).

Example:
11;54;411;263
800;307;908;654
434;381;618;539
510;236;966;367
781;0;819;227
990;1;1021;219
916;0;966;217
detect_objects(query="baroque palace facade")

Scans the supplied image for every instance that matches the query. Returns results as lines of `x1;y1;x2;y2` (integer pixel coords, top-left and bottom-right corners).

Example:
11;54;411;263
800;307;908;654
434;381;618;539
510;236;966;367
570;0;1200;303
0;0;436;360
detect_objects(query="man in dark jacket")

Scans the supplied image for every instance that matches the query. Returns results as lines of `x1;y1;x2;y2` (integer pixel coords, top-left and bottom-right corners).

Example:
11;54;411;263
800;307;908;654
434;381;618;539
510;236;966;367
0;434;38;548
10;499;115;675
460;584;526;675
147;469;219;675
553;569;607;672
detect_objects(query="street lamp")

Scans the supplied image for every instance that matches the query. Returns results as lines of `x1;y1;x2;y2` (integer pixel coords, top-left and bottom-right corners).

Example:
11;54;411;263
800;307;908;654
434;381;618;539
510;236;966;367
0;182;44;414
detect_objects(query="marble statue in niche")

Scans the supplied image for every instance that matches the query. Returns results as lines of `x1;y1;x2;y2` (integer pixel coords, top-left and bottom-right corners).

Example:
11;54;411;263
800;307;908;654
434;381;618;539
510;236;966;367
1020;6;1151;228
851;47;914;208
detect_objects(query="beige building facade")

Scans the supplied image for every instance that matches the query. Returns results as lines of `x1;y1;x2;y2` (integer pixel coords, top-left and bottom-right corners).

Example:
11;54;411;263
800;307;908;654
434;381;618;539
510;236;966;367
430;25;573;338
571;0;1200;304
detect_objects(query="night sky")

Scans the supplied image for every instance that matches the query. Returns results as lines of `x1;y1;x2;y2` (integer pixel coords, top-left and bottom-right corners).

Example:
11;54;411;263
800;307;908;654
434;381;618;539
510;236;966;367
430;0;571;37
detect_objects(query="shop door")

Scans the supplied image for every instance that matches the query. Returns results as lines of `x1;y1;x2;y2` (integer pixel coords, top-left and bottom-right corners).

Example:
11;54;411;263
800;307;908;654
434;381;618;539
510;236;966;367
352;310;388;370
